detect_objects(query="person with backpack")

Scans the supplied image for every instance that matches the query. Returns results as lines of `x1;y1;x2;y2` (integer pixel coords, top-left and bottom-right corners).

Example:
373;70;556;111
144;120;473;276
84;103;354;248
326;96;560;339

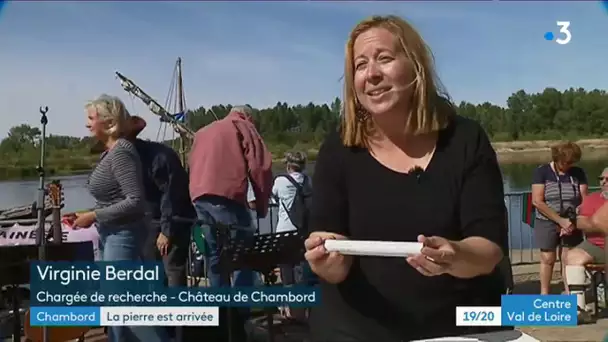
273;151;312;233
272;151;314;321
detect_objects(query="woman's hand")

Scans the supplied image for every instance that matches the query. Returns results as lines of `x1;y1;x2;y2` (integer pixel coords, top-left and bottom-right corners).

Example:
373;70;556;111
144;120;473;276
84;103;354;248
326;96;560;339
73;211;96;229
61;212;77;228
304;232;352;284
409;235;503;278
407;235;457;277
557;217;573;236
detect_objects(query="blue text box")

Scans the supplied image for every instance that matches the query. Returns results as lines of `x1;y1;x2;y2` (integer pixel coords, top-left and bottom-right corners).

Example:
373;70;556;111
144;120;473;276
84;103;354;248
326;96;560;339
501;295;576;326
30;306;100;326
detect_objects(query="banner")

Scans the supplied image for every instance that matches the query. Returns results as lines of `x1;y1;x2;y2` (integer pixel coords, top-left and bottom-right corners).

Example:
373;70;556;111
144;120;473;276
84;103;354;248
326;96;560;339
30;261;320;307
501;294;576;326
0;223;100;259
30;306;220;327
456;294;577;327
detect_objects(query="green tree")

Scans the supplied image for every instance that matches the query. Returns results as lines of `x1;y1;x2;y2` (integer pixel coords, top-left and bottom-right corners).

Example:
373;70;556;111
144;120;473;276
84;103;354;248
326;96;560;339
1;88;608;180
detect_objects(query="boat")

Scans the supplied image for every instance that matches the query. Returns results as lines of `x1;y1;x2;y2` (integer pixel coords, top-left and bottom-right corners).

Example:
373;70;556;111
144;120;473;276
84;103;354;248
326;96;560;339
116;57;194;165
0;197;53;224
116;58;213;283
116;59;297;341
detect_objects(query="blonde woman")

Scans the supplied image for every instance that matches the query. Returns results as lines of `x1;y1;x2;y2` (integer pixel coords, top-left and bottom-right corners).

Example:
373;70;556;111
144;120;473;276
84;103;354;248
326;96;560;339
304;16;509;341
75;94;168;342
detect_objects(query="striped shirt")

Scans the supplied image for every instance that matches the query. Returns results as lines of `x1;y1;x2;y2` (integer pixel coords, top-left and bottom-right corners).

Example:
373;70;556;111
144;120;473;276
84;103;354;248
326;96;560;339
88;138;146;225
532;163;587;220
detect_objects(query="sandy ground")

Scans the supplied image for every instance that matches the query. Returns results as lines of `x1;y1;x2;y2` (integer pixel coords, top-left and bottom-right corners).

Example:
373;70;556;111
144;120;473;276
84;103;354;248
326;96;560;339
302;139;608;164
494;139;608;164
493;139;608;152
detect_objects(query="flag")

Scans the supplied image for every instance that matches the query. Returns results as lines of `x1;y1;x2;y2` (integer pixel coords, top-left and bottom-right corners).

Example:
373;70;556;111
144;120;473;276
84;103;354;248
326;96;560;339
173;111;185;122
521;193;535;228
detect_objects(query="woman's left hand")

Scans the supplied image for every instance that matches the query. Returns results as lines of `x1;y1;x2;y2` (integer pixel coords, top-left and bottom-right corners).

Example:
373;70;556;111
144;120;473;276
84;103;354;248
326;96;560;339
407;235;457;277
73;211;96;228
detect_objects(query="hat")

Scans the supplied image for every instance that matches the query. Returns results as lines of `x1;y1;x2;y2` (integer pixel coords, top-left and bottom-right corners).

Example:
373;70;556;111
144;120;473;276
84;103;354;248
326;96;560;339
126;115;147;138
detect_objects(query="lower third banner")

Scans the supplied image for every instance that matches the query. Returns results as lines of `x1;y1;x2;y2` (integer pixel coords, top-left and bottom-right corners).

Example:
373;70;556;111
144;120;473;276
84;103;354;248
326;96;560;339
30;306;220;326
456;295;577;327
500;294;577;326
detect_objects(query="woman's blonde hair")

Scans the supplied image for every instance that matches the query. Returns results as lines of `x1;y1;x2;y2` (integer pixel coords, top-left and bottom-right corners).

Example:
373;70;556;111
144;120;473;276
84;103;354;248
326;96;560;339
341;15;453;147
85;94;131;138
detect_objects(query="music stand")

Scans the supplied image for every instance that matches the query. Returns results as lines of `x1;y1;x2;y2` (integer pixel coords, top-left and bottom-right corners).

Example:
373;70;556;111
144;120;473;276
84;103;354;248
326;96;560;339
0;241;94;342
214;224;306;342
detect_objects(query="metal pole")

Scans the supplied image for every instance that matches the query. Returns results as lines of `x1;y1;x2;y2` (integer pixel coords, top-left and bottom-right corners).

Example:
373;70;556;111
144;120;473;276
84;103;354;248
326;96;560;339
35;106;49;342
176;57;188;168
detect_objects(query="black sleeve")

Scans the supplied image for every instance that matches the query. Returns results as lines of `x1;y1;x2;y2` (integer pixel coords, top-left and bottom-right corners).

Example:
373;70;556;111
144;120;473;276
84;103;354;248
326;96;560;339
152;148;193;236
531;165;547;185
309;131;349;235
151;153;175;237
459;124;508;252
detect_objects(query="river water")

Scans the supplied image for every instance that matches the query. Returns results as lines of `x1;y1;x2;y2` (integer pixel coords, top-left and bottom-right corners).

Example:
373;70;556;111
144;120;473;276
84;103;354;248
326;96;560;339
0;160;605;249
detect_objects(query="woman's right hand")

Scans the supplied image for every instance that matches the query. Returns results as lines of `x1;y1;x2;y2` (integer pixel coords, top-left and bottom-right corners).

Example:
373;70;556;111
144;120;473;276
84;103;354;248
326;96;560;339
304;232;352;284
558;217;573;235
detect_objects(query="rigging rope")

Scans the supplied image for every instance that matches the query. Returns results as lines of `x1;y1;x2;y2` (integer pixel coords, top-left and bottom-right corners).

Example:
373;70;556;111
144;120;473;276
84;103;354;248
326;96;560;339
115;61;193;169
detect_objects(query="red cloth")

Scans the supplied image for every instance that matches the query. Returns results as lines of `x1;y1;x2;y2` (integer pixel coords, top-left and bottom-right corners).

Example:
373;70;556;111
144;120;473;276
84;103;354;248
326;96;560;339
188;111;273;217
579;192;607;249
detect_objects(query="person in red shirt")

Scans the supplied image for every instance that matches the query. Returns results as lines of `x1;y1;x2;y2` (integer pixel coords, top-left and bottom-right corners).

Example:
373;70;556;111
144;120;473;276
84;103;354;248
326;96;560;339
565;167;607;322
567;167;608;265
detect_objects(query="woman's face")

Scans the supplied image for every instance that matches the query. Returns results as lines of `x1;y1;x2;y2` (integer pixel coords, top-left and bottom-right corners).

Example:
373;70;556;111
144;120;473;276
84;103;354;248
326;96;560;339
352;27;414;118
85;108;106;140
556;160;574;173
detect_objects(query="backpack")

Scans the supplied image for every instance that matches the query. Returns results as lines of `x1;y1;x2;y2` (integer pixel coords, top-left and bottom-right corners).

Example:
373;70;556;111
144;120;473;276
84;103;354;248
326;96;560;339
276;174;312;233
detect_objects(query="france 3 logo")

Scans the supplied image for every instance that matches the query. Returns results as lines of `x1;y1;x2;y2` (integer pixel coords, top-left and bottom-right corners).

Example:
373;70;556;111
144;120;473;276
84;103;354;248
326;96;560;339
544;21;571;45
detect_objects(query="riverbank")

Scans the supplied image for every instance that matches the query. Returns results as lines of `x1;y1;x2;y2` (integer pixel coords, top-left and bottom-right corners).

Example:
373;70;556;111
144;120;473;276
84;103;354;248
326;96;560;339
494;138;608;164
0;138;606;181
280;138;608;165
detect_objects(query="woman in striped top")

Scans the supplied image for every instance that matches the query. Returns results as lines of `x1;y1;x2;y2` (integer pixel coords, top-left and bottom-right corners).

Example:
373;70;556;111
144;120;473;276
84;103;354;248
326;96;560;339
531;141;588;296
75;94;168;342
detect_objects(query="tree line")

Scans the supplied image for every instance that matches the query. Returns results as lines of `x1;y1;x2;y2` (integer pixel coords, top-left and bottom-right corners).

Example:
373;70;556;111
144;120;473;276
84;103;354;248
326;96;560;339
0;87;606;180
187;87;608;144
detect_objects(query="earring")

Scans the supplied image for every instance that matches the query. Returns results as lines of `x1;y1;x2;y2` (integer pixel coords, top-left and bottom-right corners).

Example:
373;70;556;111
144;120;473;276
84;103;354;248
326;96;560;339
355;104;369;123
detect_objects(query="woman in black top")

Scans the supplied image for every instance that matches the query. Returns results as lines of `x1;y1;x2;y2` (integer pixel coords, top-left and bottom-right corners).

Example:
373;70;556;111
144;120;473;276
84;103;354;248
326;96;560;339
304;15;509;341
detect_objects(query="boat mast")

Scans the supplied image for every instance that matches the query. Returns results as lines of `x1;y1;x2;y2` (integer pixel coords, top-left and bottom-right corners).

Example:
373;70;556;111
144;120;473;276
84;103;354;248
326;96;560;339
116;58;194;167
176;58;188;167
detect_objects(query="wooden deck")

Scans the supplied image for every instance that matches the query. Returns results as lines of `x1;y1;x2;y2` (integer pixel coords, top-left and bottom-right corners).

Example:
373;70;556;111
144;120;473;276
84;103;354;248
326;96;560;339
511;262;608;342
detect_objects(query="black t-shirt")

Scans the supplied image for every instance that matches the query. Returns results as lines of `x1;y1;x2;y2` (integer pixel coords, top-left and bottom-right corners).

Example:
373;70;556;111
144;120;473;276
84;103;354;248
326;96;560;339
309;115;510;342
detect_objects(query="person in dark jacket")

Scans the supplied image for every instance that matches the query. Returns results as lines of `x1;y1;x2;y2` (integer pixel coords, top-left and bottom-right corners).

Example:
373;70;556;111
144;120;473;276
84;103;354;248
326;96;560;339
125;116;195;342
126;116;195;285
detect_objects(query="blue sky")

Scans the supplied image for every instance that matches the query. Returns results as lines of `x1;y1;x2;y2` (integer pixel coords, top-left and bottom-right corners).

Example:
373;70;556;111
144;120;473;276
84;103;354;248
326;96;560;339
0;1;606;140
